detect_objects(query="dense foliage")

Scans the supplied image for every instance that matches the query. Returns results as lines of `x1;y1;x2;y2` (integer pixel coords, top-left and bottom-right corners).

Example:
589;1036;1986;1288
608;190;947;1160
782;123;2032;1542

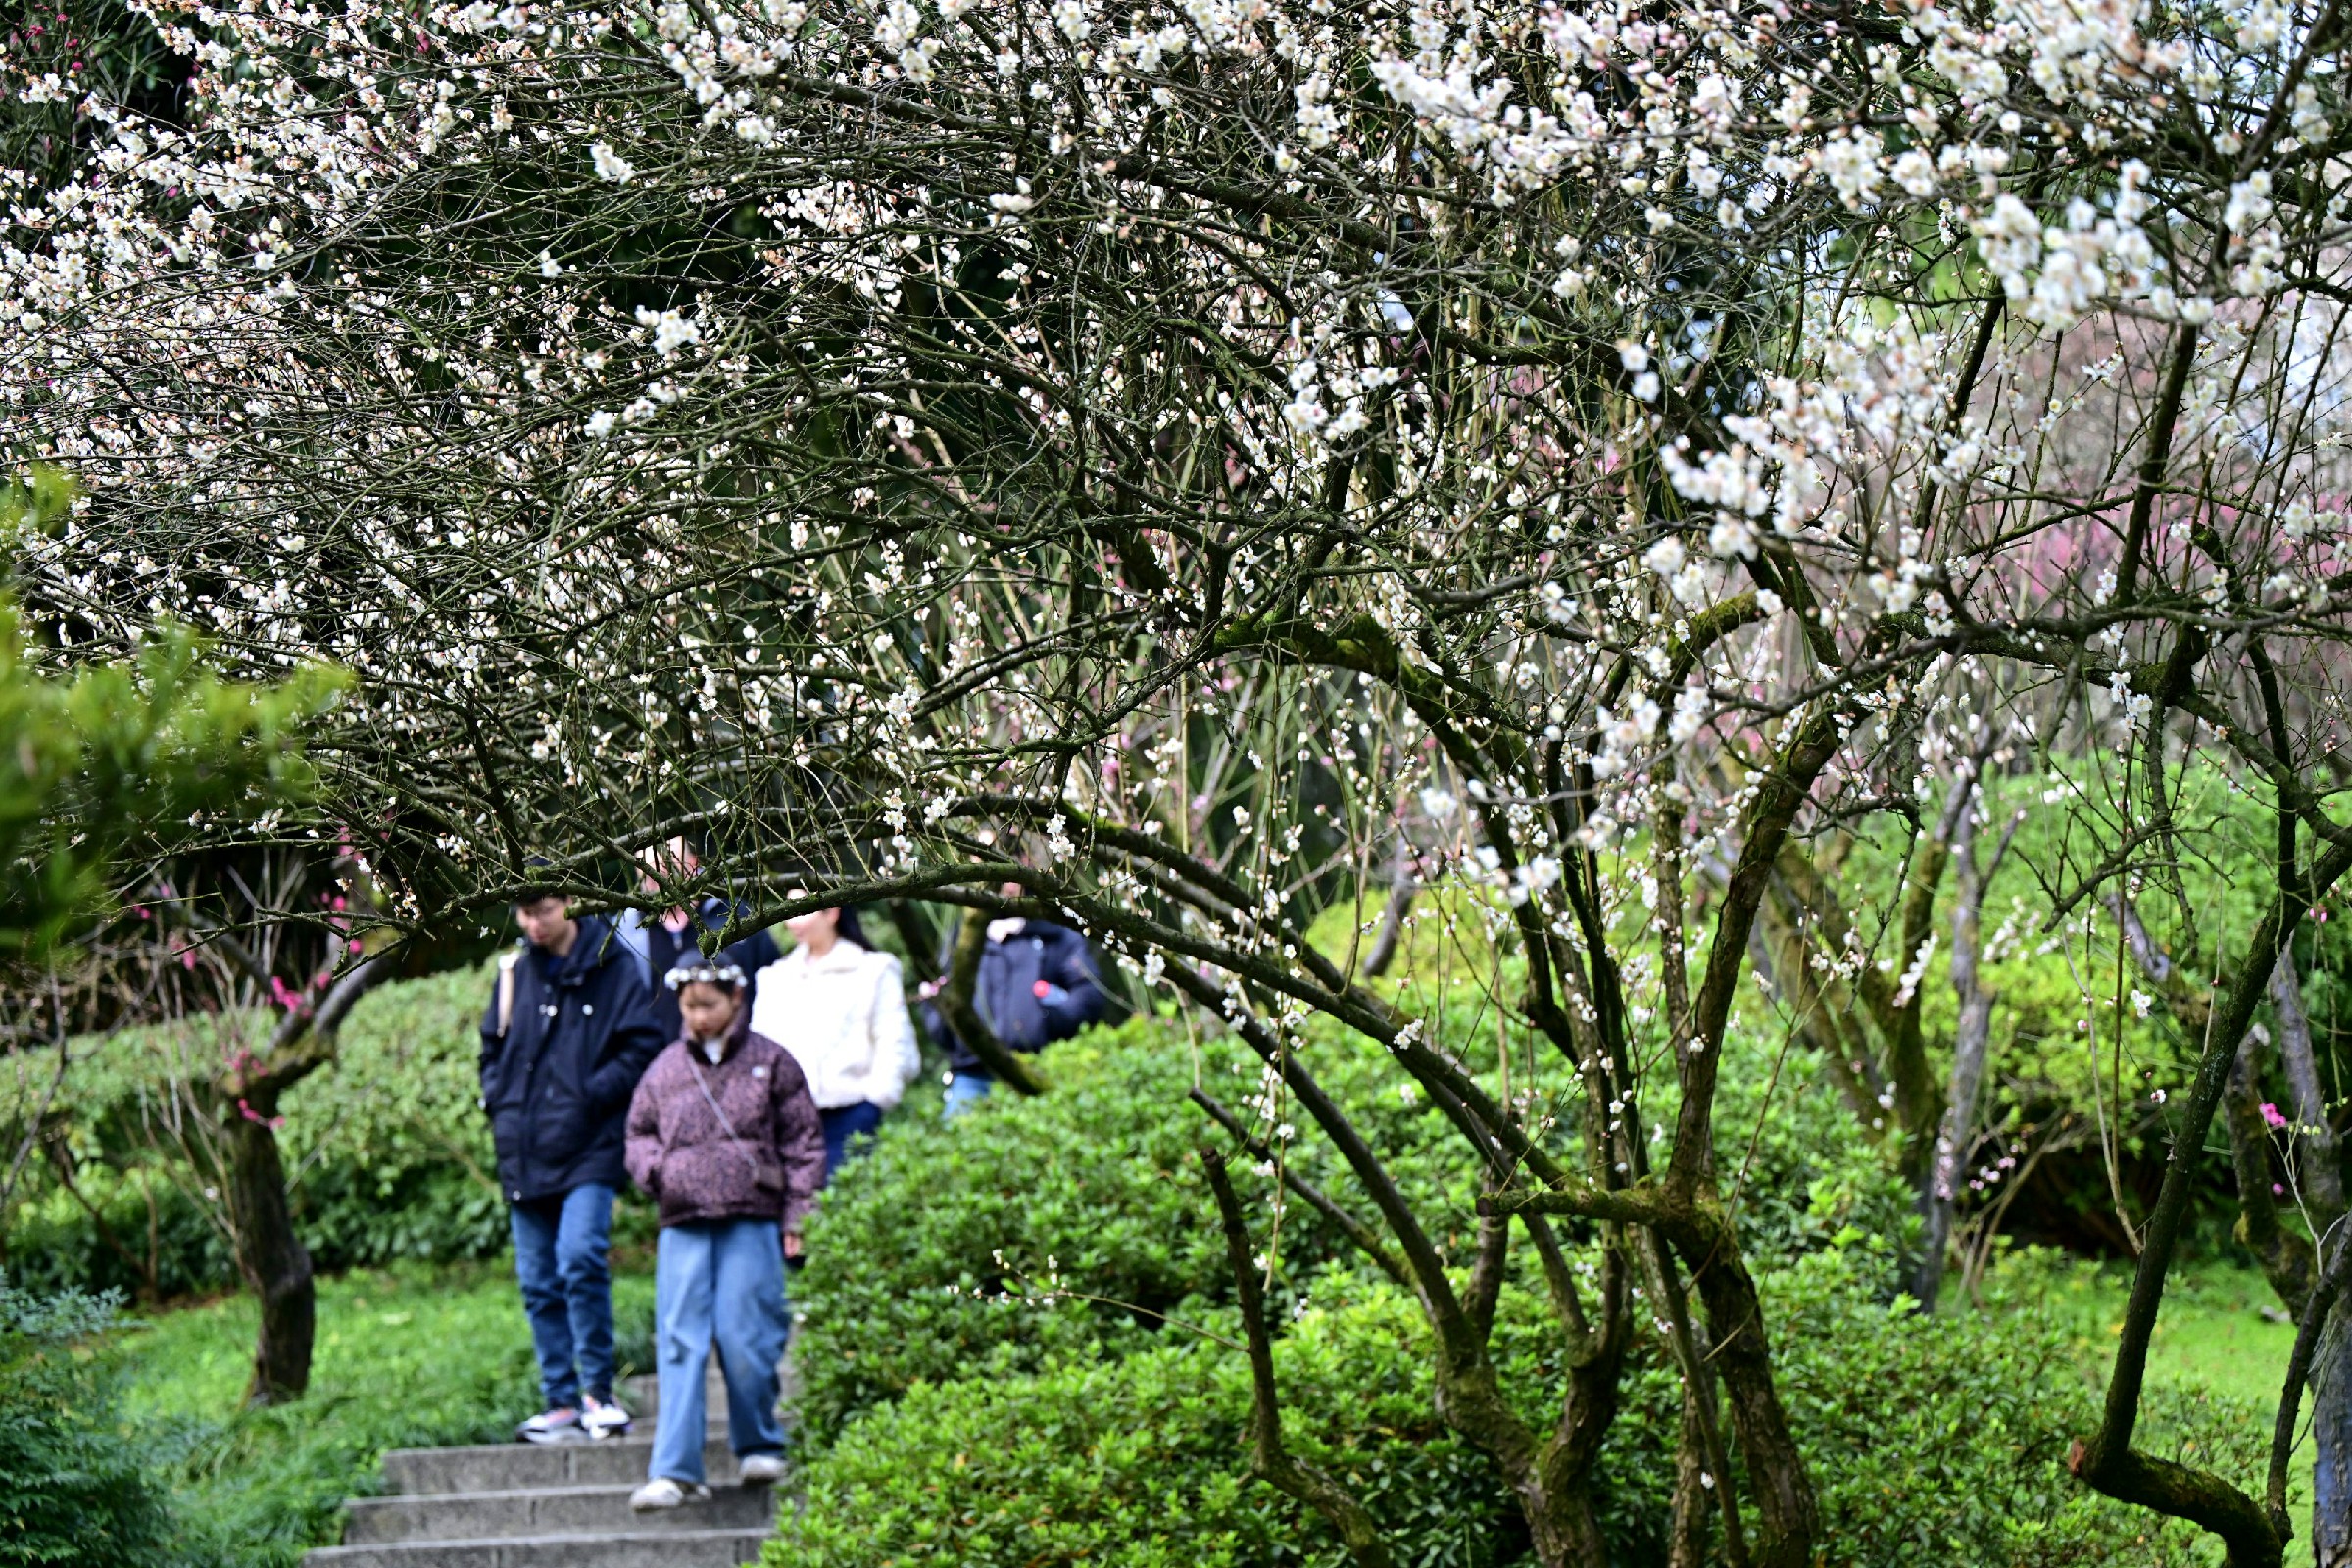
0;965;591;1298
15;0;2352;1548
0;1280;175;1568
795;1005;1919;1441
778;1050;2271;1567
0;473;340;961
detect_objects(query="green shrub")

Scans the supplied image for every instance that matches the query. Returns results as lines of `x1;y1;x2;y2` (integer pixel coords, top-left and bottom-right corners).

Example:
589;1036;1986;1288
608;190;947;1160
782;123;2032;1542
768;1288;1529;1568
0;1279;176;1568
0;1173;233;1301
778;1246;2261;1568
0;964;655;1298
1705;1040;1919;1271
791;1015;1473;1444
793;1010;1917;1446
1766;1245;2263;1567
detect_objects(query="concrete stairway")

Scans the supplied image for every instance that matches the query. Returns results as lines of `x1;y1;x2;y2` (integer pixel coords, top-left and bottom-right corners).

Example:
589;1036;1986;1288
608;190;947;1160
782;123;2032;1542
303;1362;777;1567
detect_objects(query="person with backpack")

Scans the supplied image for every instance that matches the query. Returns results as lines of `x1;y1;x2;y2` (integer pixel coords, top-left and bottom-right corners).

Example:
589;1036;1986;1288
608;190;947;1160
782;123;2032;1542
918;886;1109;1117
612;839;782;1044
624;957;825;1511
746;906;919;1177
480;891;665;1445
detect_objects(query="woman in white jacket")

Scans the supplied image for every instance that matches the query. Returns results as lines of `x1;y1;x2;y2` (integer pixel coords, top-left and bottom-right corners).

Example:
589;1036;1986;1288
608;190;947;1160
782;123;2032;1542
747;906;919;1178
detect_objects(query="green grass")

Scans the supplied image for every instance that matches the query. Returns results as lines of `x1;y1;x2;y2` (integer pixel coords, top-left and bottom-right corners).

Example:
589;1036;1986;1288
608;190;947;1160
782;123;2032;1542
2019;1256;2297;1408
122;1261;653;1567
1970;1249;2309;1544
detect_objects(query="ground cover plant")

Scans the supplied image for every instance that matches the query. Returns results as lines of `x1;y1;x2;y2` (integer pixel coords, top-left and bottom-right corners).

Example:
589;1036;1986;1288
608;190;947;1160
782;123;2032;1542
0;1279;176;1568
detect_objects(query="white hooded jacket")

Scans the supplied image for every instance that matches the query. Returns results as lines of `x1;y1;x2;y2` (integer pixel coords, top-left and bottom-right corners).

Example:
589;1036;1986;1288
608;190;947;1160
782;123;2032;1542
747;939;921;1112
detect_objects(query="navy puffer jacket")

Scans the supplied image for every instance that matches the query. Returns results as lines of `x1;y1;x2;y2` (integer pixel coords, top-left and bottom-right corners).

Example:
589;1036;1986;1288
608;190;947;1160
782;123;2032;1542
920;919;1108;1078
478;916;666;1203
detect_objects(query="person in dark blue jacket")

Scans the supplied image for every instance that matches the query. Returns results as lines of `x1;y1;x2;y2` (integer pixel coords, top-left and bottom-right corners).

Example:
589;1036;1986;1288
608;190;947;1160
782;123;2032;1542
617;897;782;1045
613;840;783;1044
918;890;1108;1117
480;894;664;1444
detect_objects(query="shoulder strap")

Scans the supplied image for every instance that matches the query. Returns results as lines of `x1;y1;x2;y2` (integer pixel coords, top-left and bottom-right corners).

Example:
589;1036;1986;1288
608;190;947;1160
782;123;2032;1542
689;1053;764;1181
496;950;521;1037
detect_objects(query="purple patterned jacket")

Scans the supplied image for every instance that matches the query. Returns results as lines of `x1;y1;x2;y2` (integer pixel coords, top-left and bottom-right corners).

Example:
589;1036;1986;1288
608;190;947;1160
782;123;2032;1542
624;1012;826;1234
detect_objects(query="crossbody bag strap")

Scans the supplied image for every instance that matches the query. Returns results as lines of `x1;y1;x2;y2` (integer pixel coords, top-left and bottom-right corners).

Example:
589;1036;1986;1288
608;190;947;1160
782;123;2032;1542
688;1054;766;1183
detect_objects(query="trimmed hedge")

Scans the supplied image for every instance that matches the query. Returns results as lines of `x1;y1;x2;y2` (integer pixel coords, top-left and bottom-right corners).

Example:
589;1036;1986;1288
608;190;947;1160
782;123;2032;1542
792;1011;1914;1446
790;1016;1467;1444
769;1287;1533;1568
771;1249;2262;1568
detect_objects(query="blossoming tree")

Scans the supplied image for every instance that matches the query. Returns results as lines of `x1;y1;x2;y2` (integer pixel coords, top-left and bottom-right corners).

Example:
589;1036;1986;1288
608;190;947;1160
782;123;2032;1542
11;0;2352;1555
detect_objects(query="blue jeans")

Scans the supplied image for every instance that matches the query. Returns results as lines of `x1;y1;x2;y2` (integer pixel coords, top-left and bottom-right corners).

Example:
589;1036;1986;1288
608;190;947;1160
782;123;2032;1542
819;1101;884;1179
943;1071;993;1119
509;1183;616;1410
651;1220;789;1483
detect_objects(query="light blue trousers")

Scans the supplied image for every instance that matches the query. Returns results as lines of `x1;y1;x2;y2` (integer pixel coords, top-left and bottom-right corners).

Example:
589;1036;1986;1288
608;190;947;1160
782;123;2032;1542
649;1219;790;1483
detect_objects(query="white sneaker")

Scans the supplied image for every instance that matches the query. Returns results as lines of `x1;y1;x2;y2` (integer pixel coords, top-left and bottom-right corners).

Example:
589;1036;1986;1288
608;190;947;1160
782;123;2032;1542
737;1453;787;1486
582;1393;632;1440
630;1477;712;1512
514;1407;582;1445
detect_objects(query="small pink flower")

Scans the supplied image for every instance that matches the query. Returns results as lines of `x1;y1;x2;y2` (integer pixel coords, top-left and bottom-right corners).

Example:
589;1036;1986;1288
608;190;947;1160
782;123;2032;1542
2262;1102;2290;1130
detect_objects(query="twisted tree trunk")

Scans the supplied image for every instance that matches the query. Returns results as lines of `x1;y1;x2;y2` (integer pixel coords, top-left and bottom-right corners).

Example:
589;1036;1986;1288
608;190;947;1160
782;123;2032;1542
222;957;387;1405
226;1095;314;1406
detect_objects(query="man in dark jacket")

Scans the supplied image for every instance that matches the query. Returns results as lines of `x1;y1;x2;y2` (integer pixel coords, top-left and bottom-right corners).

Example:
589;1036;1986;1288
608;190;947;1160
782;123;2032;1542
919;891;1108;1117
480;894;664;1444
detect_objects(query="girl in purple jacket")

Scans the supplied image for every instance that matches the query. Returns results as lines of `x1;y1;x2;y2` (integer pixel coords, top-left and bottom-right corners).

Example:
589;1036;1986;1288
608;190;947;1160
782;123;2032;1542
623;959;826;1510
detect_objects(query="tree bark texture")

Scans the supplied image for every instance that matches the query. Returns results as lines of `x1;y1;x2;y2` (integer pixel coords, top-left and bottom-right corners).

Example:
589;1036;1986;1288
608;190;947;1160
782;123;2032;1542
1916;788;2015;1312
2269;955;2344;1217
1359;838;1416;981
222;956;388;1405
1685;1232;1818;1568
1666;1390;1713;1568
2316;1291;2352;1568
226;1099;314;1406
2226;1026;2315;1312
1201;1147;1395;1568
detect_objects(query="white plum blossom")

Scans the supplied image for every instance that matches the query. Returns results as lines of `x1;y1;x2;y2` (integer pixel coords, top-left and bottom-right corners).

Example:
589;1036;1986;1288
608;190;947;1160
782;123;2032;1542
5;7;2347;1551
591;141;636;182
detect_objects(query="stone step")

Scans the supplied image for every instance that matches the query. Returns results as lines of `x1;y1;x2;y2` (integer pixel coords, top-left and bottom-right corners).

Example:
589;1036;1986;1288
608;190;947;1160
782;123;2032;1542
344;1482;773;1544
303;1529;766;1568
383;1438;739;1496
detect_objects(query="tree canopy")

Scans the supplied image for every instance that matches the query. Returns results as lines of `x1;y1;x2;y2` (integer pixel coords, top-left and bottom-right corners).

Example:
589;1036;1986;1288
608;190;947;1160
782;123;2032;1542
10;0;2352;1558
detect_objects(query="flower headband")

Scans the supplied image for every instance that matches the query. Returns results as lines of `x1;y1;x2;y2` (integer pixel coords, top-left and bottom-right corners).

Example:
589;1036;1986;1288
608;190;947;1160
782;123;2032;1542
663;960;747;992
